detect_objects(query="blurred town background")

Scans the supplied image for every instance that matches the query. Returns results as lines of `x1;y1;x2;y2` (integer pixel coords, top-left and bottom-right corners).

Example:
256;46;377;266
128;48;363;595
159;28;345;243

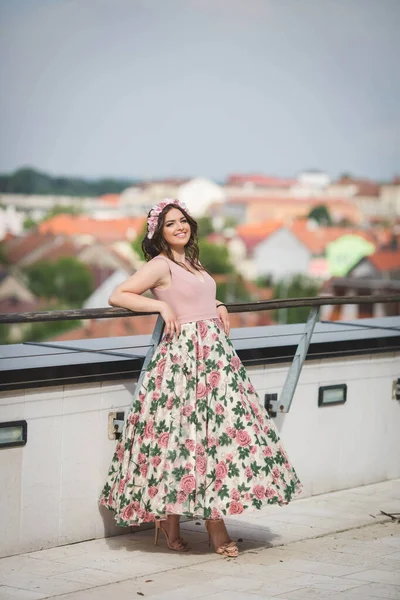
0;0;399;344
1;167;399;344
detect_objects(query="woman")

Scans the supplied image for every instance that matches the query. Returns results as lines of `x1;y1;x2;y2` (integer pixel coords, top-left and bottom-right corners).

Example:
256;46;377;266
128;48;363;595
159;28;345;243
99;198;302;558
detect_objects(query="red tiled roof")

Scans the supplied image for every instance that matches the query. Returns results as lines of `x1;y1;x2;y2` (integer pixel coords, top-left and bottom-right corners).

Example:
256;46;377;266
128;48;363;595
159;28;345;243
39;215;146;241
289;221;377;255
235;220;283;252
99;194;120;205
368;250;400;272
4;232;56;265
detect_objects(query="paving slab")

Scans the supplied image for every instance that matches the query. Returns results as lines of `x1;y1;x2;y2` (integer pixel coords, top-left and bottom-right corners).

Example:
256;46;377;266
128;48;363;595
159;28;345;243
0;479;398;600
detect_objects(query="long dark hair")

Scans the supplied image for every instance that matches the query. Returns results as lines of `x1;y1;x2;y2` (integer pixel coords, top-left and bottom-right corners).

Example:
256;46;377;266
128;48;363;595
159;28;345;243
141;203;203;273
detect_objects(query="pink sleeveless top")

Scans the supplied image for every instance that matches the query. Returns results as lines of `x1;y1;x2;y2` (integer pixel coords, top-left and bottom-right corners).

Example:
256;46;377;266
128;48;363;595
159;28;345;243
150;255;218;324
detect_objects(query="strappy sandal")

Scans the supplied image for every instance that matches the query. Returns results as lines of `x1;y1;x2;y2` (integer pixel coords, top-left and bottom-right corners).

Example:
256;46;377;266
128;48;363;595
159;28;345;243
205;519;239;558
154;519;189;552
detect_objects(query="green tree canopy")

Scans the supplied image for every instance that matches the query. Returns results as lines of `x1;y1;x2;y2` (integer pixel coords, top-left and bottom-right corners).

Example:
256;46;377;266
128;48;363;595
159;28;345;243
273;275;320;324
198;240;233;274
24;257;94;306
307;204;333;226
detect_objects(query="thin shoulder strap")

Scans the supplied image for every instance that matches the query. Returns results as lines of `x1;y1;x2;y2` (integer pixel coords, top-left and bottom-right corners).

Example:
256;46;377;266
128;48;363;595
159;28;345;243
153;255;173;278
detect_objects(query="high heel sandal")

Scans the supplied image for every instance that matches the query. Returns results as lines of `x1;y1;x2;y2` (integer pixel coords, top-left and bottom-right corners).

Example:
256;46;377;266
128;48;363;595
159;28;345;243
154;520;189;552
205;519;239;558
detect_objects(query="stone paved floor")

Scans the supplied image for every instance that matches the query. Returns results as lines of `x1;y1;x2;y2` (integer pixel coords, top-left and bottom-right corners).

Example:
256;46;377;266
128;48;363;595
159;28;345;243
0;479;399;600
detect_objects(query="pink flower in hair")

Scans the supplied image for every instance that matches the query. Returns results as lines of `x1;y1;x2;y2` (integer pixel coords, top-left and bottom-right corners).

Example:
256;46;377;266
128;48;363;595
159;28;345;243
147;198;190;239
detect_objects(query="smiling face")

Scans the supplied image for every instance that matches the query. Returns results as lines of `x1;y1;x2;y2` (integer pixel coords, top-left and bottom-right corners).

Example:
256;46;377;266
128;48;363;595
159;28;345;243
162;207;191;249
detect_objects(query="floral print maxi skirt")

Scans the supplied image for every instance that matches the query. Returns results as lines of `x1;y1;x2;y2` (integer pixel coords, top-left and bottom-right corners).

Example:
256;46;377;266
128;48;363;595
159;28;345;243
99;318;302;526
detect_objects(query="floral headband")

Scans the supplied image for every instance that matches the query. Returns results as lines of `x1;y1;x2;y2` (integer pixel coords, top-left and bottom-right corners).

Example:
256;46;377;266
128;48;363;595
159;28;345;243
146;198;190;239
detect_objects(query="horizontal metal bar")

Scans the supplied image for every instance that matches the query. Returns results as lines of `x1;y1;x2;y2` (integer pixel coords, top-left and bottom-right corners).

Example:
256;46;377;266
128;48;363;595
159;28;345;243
320;320;400;333
23;341;142;360
1;294;400;325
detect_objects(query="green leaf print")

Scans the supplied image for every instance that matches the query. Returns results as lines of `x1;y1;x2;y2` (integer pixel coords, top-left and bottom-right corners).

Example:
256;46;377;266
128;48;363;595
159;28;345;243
171;364;181;374
172;466;186;479
218;432;231;446
215;414;224;427
178;445;190;459
250;461;261;476
186;339;194;352
252;498;262;510
233;403;245;417
275;451;285;465
102;483;111;497
268;429;279;443
217;484;230;500
234;416;245;430
228;463;240;478
238;483;251;493
238;446;250;460
186;377;196;391
132;399;142;413
204;507;212;519
149;446;162;457
215;340;225;357
229;378;239;393
167;489;177;503
147;378;156;392
155;419;169;434
166;378;175;392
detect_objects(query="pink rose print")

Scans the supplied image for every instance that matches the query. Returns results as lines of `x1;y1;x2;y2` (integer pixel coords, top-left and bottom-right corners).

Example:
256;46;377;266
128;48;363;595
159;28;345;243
253;485;265;500
230;488;240;501
236;429;252;447
217;360;223;369
230;355;241;371
185;438;195;451
203;345;211;359
198;363;205;372
272;466;281;480
100;497;107;506
215;403;224;415
166;397;174;410
180;474;196;494
251;445;257;455
137;507;146;519
214;479;223;492
245;466;253;479
140;464;148;477
144;421;154;439
118;478;126;494
143;512;155;523
128;413;139;426
215;461;228;479
207;436;216;448
160;345;168;355
185;462;193;471
226;427;237;439
198;321;208;339
156;375;163;389
212;332;218;342
122;503;135;521
285;461;291;470
196;456;207;475
195;342;203;360
257;413;264;424
196;383;208;399
158;432;170;448
151;456;161;467
208;371;221;389
229;501;244;515
138;453;146;464
157;357;166;376
253;424;260;434
238;383;244;394
245;412;251;421
152;391;160;401
172;354;180;363
139;392;145;402
245;492;252;501
196;443;205;456
177;491;187;503
181;405;193;416
263;446;273;457
116;443;124;462
265;487;276;499
148;486;158;498
225;453;234;463
263;426;270;434
211;507;222;519
248;383;256;394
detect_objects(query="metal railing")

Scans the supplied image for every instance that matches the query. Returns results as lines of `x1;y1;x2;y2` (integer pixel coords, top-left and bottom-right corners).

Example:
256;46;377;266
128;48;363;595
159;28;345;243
1;294;400;414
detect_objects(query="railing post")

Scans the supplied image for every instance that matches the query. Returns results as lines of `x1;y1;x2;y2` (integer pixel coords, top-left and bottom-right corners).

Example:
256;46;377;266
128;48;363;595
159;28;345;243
272;306;320;414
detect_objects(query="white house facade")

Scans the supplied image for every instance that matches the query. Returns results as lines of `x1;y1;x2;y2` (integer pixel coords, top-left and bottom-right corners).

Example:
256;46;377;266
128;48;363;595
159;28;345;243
253;228;311;280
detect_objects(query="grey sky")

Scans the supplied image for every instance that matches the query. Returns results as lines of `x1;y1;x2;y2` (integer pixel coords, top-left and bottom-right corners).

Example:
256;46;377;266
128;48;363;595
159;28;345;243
0;0;399;181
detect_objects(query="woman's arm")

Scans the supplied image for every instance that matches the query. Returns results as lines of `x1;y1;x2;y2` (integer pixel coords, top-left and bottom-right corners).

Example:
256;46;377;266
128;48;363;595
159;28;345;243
109;259;181;336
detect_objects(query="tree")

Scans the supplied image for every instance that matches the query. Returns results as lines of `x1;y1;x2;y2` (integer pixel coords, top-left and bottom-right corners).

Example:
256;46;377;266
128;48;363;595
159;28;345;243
197;216;214;238
24;258;94;306
131;222;148;260
198;240;234;274
308;205;333;226
273;275;320;324
42;205;83;221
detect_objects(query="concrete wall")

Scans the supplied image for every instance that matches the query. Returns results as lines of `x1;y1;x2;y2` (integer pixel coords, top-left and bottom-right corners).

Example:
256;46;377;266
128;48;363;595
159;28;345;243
1;351;399;557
